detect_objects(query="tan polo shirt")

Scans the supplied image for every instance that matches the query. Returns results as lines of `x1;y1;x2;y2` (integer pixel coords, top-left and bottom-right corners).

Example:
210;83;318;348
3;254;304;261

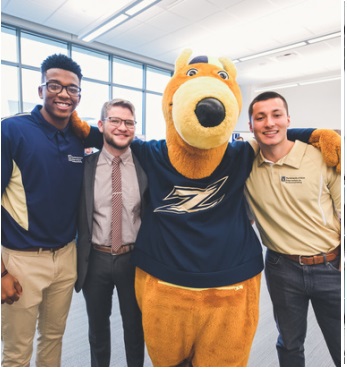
245;140;341;255
92;147;141;246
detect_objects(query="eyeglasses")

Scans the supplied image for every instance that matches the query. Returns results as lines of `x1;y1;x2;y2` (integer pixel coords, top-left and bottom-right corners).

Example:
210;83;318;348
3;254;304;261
41;82;81;96
104;117;137;130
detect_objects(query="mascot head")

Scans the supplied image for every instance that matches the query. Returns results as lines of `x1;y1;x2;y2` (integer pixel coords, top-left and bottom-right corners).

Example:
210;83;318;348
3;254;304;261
162;49;242;178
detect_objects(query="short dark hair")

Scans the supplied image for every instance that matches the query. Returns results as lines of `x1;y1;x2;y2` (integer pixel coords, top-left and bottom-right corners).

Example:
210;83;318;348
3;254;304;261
100;98;136;121
248;91;289;122
41;54;83;82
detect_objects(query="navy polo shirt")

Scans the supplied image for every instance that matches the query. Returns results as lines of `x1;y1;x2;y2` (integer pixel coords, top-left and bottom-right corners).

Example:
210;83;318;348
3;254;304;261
1;105;85;249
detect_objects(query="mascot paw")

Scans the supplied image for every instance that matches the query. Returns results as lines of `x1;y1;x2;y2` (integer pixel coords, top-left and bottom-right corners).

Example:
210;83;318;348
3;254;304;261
309;129;341;173
70;111;91;139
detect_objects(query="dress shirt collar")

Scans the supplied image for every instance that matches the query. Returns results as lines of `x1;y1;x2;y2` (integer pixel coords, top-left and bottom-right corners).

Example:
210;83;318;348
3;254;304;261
100;146;132;166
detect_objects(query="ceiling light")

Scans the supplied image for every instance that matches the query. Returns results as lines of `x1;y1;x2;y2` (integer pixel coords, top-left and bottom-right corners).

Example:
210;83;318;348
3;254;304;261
81;14;129;42
237;31;340;63
255;83;298;92
299;76;341;86
125;0;159;15
239;42;307;62
307;32;341;44
79;0;161;43
255;76;341;92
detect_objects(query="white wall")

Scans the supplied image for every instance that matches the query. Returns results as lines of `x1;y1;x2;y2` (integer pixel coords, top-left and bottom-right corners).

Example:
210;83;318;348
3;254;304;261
143;76;341;142
234;79;341;134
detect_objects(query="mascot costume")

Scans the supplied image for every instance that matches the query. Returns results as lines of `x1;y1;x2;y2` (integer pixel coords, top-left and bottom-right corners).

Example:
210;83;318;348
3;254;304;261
72;49;341;367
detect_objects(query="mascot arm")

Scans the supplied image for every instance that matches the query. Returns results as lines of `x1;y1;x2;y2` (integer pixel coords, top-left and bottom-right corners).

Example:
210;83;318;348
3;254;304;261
247;138;259;155
287;128;315;143
288;128;341;173
70;111;103;149
85;126;103;149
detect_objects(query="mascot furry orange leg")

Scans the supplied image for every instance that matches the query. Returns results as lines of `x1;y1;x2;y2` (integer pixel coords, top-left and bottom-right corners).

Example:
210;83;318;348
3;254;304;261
136;269;261;366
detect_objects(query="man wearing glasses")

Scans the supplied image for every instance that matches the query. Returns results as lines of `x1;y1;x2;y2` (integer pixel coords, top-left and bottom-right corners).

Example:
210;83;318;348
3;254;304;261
1;54;84;366
75;98;147;367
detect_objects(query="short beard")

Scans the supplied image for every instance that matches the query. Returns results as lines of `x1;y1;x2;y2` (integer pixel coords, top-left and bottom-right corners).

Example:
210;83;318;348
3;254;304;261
104;134;132;151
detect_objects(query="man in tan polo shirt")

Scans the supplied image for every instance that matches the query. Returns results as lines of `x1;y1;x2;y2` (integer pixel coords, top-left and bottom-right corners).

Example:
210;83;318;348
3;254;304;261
245;91;341;367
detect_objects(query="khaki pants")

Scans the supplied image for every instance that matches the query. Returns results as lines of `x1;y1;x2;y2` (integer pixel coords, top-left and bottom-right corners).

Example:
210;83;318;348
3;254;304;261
1;241;77;367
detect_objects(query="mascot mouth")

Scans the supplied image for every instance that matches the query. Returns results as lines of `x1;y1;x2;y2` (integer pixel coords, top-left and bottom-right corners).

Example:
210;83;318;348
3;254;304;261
194;98;225;128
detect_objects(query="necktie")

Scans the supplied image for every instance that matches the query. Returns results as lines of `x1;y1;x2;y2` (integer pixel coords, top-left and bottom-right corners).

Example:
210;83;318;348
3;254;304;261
111;157;122;254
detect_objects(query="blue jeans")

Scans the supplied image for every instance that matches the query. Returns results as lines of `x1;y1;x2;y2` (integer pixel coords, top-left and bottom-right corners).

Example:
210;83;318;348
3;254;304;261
265;248;341;367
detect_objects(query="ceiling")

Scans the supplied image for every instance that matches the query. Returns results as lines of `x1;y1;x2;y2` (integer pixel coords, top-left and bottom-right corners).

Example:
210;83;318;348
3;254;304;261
1;0;342;87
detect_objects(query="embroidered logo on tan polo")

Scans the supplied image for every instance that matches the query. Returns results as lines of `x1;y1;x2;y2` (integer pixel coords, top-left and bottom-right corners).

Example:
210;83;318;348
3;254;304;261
281;176;305;184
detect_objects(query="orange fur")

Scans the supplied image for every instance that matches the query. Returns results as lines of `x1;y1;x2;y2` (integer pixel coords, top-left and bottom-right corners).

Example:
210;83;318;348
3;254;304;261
163;50;242;179
70;111;91;139
309;129;341;173
136;268;261;367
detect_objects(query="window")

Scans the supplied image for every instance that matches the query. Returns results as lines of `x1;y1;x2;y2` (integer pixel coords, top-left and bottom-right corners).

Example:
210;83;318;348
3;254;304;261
77;80;109;125
1;24;173;139
22;69;42;112
21;32;67;66
1;65;19;117
145;93;166;140
113;87;143;134
113;57;143;88
72;46;109;82
146;67;171;93
1;26;17;62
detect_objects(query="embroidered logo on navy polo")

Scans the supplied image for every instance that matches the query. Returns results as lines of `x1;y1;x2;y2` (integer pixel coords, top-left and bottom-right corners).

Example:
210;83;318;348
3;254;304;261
67;155;83;163
154;177;228;214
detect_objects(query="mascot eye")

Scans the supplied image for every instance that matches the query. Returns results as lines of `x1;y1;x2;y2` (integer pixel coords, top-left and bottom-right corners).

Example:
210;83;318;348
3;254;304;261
186;68;198;76
218;71;229;80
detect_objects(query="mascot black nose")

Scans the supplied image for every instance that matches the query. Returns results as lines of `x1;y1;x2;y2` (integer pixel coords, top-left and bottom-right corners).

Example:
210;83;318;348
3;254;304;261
195;98;226;128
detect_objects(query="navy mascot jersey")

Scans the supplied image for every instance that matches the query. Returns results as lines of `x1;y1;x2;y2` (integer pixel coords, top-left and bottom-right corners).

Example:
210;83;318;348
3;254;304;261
131;139;264;288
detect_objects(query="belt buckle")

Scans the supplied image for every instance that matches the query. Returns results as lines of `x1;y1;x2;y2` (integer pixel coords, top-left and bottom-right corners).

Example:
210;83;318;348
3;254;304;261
111;246;125;256
298;255;304;265
111;248;119;256
112;244;133;256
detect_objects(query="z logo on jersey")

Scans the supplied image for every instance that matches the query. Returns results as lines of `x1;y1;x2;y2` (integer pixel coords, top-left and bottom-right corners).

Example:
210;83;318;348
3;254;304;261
154;177;228;214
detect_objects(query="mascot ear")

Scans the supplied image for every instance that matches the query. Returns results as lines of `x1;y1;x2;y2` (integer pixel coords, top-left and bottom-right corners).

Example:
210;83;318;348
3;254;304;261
174;49;192;72
219;57;237;79
219;56;242;112
70;111;91;139
309;129;341;173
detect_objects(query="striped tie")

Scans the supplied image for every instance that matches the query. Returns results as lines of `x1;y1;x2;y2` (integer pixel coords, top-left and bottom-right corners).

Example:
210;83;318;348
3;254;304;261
111;157;122;254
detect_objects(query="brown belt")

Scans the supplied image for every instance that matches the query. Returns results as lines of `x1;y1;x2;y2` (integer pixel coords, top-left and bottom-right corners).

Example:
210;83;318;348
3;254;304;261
15;243;68;252
92;243;134;255
283;246;340;265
